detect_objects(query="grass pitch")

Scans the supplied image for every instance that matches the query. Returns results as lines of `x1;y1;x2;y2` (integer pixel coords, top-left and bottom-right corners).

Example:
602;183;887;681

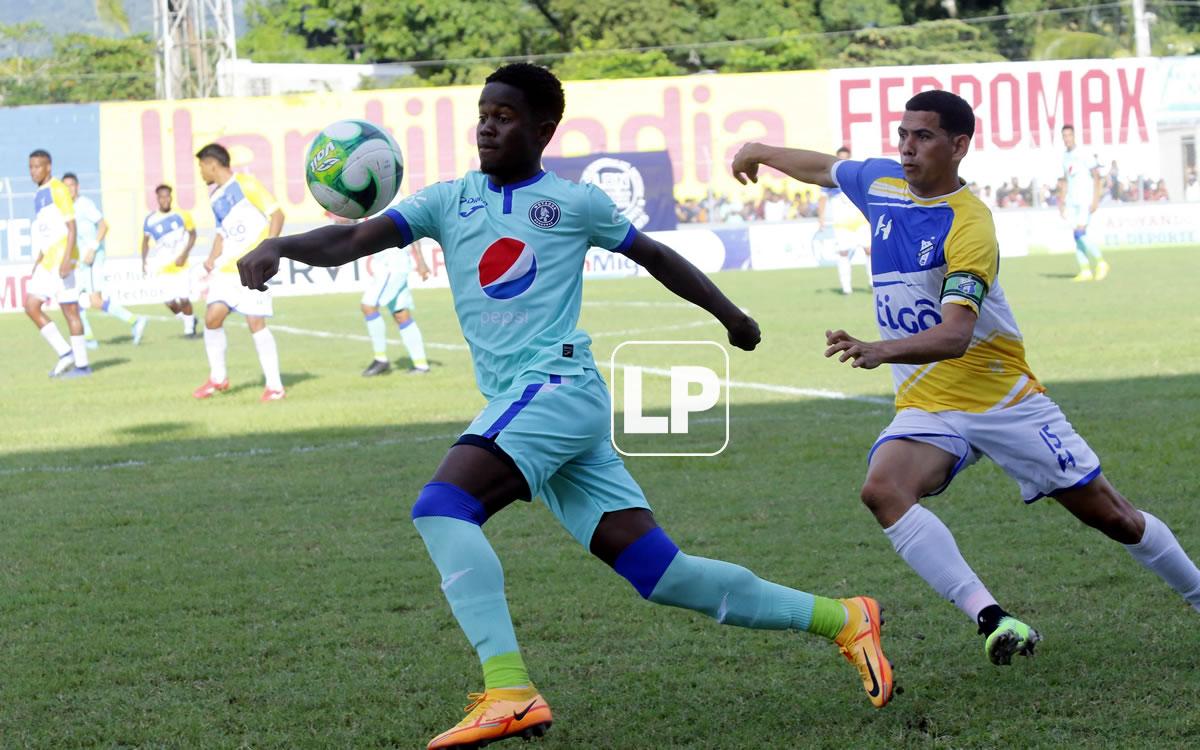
1;248;1198;748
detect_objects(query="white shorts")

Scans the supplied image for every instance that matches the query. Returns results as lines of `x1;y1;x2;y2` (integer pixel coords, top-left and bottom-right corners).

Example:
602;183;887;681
205;273;273;317
360;270;414;311
154;265;193;303
1065;203;1093;229
27;266;80;305
869;392;1102;503
78;258;103;294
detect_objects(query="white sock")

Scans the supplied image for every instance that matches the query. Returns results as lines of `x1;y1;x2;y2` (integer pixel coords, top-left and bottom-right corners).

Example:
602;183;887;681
70;335;90;368
252;327;283;391
203;327;227;382
39;322;71;357
836;254;853;294
184;314;196;335
884;504;998;622
398;319;428;368
1125;511;1200;612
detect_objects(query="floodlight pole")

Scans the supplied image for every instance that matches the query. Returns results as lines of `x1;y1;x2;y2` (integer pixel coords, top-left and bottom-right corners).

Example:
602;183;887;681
154;0;238;99
1132;0;1152;57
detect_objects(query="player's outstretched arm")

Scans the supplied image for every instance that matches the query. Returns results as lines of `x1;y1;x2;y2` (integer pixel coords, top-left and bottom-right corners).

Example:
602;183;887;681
238;214;401;291
622;231;760;351
731;143;838;188
825;303;976;369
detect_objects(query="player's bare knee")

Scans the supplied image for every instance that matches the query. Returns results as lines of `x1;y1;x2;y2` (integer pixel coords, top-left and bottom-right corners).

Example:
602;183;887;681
860;477;910;520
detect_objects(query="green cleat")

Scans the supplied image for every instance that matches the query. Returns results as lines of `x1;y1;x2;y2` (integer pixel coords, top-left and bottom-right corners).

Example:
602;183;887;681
985;616;1041;665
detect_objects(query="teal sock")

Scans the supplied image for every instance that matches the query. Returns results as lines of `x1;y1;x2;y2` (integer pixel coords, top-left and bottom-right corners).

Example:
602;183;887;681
1073;238;1092;270
1082;234;1103;262
80;309;94;340
364;313;387;360
102;298;135;324
647;552;818;632
412;514;521;666
398;318;428;368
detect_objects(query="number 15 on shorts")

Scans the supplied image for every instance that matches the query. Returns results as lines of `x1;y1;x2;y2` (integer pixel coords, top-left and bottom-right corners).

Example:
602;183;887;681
610;340;730;457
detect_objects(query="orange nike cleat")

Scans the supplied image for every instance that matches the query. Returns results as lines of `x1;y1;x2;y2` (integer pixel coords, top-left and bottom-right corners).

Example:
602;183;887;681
260;387;286;402
427;687;552;749
834;596;894;708
192;378;230;399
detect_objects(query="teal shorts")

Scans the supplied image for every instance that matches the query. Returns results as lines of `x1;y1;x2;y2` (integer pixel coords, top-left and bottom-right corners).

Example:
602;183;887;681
361;270;414;312
78;257;103;294
459;368;651;547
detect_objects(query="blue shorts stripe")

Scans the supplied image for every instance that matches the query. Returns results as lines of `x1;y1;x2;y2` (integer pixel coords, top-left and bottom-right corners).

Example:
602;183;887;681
374;273;393;306
613;527;680;599
483;383;544;439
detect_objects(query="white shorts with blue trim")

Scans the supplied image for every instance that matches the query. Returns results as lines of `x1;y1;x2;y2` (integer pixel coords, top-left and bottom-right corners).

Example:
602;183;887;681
206;273;272;317
460;368;651;546
360;271;414;312
869;392;1101;502
28;266;80;305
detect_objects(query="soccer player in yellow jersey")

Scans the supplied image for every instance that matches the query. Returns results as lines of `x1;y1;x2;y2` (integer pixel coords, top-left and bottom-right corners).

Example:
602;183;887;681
23;149;90;378
733;90;1200;666
193;143;286;402
142;184;198;337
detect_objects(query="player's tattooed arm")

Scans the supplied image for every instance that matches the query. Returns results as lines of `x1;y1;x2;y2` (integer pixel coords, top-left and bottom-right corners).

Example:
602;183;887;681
238;215;402;291
825;304;976;369
731;143;838;188
623;231;760;351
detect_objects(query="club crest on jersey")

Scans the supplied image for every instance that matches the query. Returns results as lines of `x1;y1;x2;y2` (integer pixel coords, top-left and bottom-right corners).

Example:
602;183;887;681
479;237;537;300
918;238;935;266
875;214;892;240
529;199;561;229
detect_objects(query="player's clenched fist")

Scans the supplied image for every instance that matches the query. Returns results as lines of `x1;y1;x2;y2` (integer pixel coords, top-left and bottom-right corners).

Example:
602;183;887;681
238;239;282;292
726;313;761;351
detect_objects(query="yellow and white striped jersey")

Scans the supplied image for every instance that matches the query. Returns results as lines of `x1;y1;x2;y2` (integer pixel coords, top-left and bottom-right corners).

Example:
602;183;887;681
832;158;1043;413
207;173;279;274
33;178;77;272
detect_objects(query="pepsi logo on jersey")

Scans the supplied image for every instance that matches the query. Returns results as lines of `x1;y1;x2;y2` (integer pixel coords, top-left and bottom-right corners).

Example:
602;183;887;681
479;237;537;300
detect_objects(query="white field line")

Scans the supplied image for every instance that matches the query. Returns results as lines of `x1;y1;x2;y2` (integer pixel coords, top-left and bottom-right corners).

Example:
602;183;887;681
4;320;890;476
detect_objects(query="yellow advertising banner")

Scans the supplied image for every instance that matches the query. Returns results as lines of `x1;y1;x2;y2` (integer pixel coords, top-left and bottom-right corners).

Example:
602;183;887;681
98;69;831;257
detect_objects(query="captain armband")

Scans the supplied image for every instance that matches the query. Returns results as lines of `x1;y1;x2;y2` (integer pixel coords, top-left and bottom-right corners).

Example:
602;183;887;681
941;271;988;310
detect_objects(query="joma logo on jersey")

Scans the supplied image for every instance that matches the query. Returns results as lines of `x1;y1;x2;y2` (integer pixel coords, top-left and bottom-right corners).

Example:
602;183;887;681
875;215;893;240
876;294;942;333
308;142;339;173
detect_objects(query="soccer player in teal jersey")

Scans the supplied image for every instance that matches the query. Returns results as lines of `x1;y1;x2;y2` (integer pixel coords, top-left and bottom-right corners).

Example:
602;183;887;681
239;63;893;748
62;172;148;347
1058;124;1109;281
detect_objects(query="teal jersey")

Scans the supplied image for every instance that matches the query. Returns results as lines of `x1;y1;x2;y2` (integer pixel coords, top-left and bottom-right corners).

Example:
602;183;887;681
74;194;104;261
1062;148;1099;207
385;170;635;398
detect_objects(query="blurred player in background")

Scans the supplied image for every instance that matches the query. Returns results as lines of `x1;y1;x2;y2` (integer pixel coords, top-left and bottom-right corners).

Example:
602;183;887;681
193;143;286;402
734;90;1200;669
63;172;148;348
142;184;198;337
1059;124;1109;282
360;244;432;376
24;149;89;378
240;63;894;749
816;146;871;295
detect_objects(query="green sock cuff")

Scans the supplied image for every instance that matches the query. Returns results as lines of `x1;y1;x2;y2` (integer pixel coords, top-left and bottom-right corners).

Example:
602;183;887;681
809;596;847;641
482;651;530;691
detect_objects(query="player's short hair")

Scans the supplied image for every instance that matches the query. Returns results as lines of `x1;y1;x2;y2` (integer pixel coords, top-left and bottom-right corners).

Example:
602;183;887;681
905;90;976;139
29;149;51;162
1061;124;1075;133
195;143;231;167
62;172;78;183
155;184;173;194
836;146;851;157
485;63;565;124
